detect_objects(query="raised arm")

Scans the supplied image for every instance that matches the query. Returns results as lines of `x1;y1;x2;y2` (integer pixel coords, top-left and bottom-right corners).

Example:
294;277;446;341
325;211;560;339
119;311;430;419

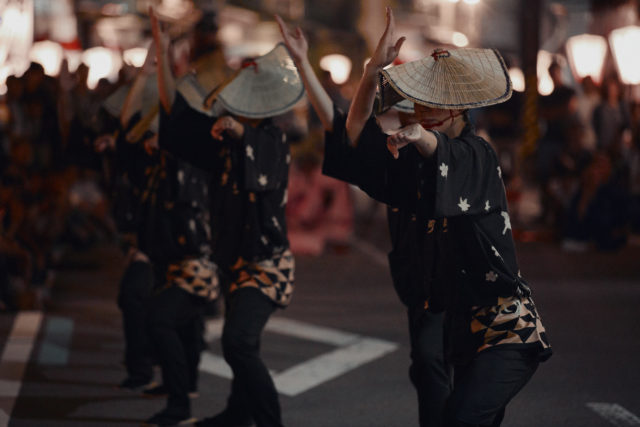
150;6;175;113
120;41;156;127
346;7;404;146
276;15;334;131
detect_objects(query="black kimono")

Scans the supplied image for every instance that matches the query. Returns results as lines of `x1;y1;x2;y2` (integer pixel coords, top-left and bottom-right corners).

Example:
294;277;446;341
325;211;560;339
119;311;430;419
159;93;294;307
323;108;551;362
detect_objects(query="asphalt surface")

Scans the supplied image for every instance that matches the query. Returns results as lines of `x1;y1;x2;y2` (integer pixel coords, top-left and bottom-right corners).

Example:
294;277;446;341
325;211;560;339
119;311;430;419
1;228;640;426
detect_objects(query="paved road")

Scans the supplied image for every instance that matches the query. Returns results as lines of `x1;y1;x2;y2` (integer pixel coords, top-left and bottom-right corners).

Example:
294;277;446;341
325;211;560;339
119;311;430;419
1;233;639;426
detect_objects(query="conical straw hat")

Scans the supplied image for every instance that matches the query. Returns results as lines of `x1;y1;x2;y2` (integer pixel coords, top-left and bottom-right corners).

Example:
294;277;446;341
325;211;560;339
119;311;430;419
391;98;414;113
379;48;512;111
215;43;304;119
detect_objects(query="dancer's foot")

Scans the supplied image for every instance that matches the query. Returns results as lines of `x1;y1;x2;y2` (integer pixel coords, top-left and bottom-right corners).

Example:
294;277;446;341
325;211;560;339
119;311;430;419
117;377;155;391
142;384;199;399
194;410;253;427
142;407;196;426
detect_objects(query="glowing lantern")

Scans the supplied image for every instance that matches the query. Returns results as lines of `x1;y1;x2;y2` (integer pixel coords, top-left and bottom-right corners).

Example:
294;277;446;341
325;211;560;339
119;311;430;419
0;1;34;76
0;64;13;95
452;32;469;47
123;47;148;67
609;25;640;85
319;54;352;85
508;67;525;92
537;50;554;95
82;47;123;89
566;34;607;84
29;41;64;76
64;50;82;72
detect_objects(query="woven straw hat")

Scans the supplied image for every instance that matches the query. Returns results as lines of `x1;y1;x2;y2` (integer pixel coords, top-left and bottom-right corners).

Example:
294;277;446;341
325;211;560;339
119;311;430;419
214;43;304;119
378;48;512;112
391;98;415;113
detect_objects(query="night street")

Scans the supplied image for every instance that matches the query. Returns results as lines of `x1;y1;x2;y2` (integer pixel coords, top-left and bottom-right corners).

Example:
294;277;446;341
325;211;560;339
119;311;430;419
1;230;639;427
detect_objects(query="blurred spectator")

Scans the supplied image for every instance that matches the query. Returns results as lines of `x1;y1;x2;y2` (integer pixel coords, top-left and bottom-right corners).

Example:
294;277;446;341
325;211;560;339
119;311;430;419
538;61;579;229
629;101;640;237
575;76;600;152
287;153;353;255
563;153;630;251
593;75;630;151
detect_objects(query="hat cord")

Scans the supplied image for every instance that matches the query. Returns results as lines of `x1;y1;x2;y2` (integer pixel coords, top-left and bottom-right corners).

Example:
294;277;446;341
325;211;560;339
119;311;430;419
241;59;259;73
420;109;464;130
431;48;451;61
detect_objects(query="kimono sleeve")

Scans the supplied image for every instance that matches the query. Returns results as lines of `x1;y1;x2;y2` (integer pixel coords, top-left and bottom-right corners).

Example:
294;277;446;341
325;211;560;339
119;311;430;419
357;116;418;207
158;93;218;172
322;106;415;207
322;106;359;184
242;122;289;192
433;132;504;217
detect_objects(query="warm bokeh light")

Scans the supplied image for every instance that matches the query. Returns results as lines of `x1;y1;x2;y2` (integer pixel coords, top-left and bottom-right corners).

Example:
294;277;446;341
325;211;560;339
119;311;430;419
219;23;244;46
319;54;352;85
609;25;640;85
463;0;481;4
29;41;64;76
0;1;33;76
537;50;554;96
452;32;469;47
566;34;607;84
0;64;13;95
82;47;123;89
123;47;148;67
508;67;525;92
64;50;83;72
157;0;192;19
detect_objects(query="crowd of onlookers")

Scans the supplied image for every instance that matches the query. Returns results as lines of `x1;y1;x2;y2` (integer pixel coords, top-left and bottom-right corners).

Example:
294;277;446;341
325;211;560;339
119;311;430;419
0;62;124;311
473;60;640;252
531;64;640;251
2;54;640;311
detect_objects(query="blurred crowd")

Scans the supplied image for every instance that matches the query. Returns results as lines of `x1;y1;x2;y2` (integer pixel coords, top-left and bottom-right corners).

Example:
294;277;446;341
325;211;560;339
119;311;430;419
0;61;123;311
526;64;640;251
2;29;640;313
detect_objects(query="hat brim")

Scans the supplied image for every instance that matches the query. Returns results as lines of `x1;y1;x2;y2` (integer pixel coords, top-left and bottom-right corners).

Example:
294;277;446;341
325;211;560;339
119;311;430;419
217;43;305;119
379;48;512;111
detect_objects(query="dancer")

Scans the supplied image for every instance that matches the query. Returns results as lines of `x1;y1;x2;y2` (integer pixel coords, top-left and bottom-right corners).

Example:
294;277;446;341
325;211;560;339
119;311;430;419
277;12;450;426
279;8;551;427
97;40;218;425
151;7;300;427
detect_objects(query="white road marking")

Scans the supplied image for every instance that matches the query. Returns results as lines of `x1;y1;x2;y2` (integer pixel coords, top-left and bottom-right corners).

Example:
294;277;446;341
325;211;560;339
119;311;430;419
587;403;640;426
0;311;43;427
202;317;398;397
198;351;232;379
37;316;74;365
273;337;397;396
265;317;359;346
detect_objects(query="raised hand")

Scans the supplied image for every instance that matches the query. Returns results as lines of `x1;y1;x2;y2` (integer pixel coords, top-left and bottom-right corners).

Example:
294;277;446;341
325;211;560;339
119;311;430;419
141;39;157;75
210;116;244;141
386;124;424;159
149;6;169;58
275;14;308;64
369;7;405;70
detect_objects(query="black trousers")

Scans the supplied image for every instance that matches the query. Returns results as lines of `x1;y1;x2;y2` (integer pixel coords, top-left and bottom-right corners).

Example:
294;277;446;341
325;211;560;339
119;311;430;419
446;348;539;427
222;287;282;427
148;285;206;413
408;308;452;427
117;260;154;383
